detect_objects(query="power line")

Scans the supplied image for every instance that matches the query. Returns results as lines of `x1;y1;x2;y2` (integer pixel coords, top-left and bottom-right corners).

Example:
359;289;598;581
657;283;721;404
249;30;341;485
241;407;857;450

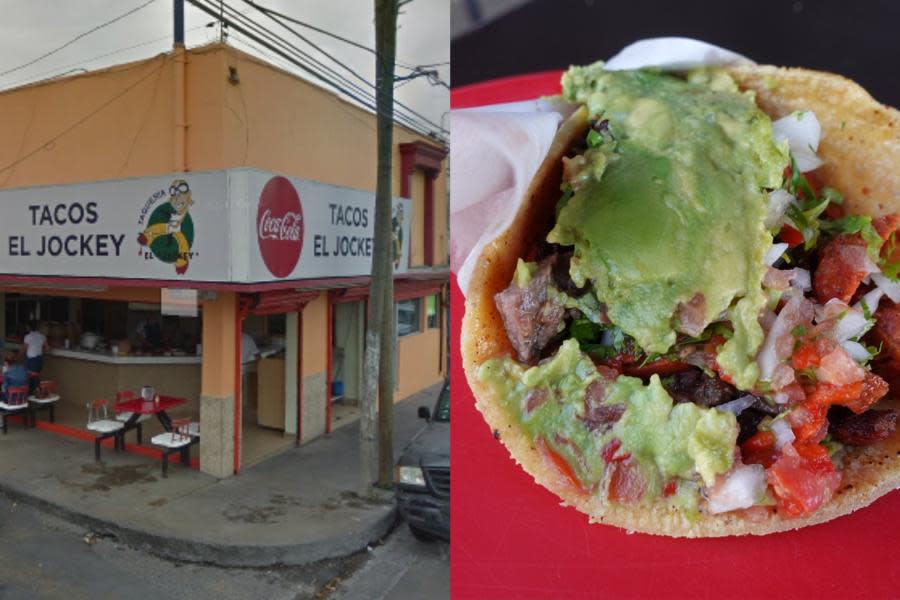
241;0;442;74
0;0;159;78
0;24;209;92
188;0;445;142
0;56;170;176
236;0;447;135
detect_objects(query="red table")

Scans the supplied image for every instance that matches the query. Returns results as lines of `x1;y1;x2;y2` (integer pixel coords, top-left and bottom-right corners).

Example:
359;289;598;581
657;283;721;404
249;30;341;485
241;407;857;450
450;76;900;599
113;395;186;432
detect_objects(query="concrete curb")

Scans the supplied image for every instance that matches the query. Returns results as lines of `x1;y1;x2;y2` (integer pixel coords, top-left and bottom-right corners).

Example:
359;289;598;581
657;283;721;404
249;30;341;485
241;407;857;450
0;481;399;568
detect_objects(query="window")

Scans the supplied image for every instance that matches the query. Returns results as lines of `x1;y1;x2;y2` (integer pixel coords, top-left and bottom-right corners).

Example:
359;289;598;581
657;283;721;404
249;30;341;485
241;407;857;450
397;298;422;337
426;294;440;329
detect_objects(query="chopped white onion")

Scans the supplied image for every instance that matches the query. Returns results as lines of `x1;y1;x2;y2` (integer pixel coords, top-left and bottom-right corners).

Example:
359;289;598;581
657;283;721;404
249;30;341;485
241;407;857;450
855;287;885;315
863;255;882;275
833;309;870;342
706;463;768;515
716;395;756;416
772;111;824;172
790;268;811;292
770;419;796;450
764;243;790;267
773;391;791;405
765;189;795;229
872;272;900;303
841;340;872;363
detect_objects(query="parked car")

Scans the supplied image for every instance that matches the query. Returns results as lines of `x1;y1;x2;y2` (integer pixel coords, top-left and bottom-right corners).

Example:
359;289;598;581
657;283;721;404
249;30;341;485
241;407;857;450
395;380;450;541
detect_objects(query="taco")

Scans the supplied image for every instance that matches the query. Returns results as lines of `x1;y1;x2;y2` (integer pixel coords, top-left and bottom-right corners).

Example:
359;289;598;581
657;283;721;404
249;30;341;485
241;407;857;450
461;61;900;536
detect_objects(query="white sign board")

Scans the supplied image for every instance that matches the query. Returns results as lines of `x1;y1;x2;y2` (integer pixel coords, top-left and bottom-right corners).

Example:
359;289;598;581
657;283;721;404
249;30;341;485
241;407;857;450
0;168;412;285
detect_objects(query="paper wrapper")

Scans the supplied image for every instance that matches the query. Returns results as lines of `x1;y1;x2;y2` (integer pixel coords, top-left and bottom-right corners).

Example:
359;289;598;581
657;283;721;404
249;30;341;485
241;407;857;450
450;37;752;295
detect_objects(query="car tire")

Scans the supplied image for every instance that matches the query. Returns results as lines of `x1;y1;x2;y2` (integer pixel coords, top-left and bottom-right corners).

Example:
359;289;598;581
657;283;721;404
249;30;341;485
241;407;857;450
408;523;437;542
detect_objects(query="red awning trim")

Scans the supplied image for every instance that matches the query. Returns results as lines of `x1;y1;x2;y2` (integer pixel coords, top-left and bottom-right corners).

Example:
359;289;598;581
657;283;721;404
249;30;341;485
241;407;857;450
0;269;448;294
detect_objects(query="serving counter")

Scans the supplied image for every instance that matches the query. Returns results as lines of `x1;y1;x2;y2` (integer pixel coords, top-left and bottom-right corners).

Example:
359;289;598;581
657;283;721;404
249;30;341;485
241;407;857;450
5;343;201;416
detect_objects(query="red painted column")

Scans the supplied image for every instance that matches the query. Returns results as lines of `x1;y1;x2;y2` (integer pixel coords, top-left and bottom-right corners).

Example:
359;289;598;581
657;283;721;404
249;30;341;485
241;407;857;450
326;296;334;434
424;173;435;265
296;309;303;446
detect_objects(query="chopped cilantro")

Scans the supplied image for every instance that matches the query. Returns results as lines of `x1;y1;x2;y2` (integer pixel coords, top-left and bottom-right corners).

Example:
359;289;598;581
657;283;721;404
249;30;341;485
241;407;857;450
820;214;884;262
791;325;807;338
586;128;604;148
798;366;818;382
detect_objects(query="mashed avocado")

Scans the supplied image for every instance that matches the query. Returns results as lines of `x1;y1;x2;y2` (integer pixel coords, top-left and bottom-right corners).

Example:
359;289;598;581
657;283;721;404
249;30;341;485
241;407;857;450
549;64;788;389
478;339;738;502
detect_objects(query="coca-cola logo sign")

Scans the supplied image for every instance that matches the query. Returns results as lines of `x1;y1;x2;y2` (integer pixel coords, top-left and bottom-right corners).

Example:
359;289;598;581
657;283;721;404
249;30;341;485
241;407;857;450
256;176;304;278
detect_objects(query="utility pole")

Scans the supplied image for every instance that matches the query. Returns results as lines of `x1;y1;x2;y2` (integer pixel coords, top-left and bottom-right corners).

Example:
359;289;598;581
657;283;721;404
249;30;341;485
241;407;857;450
360;0;401;493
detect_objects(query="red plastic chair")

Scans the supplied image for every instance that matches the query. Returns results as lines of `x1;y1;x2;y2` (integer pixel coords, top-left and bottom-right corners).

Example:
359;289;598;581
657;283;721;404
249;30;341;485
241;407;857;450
29;380;60;423
1;385;31;433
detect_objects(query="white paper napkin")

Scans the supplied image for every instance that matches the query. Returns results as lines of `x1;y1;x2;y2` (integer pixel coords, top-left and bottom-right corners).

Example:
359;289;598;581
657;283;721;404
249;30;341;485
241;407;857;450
450;37;753;295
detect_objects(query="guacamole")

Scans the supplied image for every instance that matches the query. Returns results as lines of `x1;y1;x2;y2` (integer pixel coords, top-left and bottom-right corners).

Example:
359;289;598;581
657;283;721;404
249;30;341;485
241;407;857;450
549;64;788;389
479;339;738;503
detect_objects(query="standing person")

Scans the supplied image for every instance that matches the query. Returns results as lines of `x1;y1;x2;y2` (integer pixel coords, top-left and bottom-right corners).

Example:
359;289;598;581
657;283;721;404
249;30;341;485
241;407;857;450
23;321;47;392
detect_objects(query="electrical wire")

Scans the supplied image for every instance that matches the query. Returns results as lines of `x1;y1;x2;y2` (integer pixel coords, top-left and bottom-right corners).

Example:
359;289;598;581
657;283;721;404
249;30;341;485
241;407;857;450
213;0;442;137
0;56;170;176
240;0;448;130
241;0;442;74
188;0;445;141
0;23;208;92
0;0;159;78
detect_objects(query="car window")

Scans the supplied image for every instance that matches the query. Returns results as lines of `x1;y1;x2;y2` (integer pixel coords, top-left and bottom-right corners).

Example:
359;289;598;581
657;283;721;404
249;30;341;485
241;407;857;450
434;382;450;422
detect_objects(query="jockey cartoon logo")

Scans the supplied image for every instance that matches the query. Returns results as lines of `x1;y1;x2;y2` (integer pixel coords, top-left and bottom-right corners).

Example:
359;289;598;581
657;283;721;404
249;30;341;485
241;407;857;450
137;179;195;275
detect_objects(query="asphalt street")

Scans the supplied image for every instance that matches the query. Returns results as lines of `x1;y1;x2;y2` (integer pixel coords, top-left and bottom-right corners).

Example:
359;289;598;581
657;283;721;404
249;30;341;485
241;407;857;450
0;494;340;600
334;525;449;600
0;494;448;600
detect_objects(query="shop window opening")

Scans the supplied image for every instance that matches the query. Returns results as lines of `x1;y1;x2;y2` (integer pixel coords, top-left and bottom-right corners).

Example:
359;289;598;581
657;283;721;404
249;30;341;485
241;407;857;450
397;298;422;337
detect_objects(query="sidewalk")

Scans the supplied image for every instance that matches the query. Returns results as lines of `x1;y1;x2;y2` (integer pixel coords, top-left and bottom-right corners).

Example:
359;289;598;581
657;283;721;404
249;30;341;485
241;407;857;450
0;382;442;567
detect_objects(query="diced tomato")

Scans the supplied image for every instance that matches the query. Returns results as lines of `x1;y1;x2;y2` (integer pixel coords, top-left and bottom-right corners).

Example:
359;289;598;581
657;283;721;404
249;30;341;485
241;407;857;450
607;457;647;504
791;341;821;370
598;352;688;378
790;399;830;445
663;480;677;497
842;372;889;414
813;234;871;304
766;446;841;518
794;442;835;475
537;437;583;493
779;224;805;248
873;214;900;241
602;438;621;463
806;380;863;407
742;431;775;453
622;358;690;377
741;431;778;468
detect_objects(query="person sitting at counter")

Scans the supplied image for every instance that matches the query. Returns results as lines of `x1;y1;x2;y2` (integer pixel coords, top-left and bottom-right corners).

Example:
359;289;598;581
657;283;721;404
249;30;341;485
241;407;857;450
136;317;163;352
23;322;47;391
2;354;28;400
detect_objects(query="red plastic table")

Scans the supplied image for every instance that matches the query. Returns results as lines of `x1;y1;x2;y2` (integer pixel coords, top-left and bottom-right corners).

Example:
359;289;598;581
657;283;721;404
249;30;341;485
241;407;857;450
450;75;900;599
113;395;186;432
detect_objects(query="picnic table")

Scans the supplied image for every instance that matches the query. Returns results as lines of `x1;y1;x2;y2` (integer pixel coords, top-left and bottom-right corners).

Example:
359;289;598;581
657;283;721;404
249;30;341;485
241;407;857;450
113;395;186;432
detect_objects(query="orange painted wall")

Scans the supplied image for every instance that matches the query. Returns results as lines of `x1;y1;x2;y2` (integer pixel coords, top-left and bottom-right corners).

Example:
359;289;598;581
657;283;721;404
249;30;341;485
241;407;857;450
301;294;327;377
201;292;237;397
397;328;444;400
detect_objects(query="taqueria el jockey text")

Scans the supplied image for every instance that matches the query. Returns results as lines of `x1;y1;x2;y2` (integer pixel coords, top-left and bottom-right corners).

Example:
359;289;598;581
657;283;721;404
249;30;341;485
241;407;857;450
7;202;126;258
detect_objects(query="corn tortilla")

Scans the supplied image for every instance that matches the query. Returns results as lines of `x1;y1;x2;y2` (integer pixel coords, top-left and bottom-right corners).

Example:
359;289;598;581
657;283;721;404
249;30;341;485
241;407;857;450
461;65;900;536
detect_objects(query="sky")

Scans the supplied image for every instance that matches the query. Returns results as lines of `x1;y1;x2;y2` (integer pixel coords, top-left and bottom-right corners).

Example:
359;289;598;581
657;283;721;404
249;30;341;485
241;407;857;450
0;0;449;140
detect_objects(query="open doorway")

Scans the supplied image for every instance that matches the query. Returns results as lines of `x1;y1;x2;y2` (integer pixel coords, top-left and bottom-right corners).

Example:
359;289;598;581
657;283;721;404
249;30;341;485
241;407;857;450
241;313;292;466
331;300;364;430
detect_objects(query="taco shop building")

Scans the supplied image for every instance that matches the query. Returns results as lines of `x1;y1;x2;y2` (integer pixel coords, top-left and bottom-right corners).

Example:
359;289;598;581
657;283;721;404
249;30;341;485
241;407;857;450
0;43;448;478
